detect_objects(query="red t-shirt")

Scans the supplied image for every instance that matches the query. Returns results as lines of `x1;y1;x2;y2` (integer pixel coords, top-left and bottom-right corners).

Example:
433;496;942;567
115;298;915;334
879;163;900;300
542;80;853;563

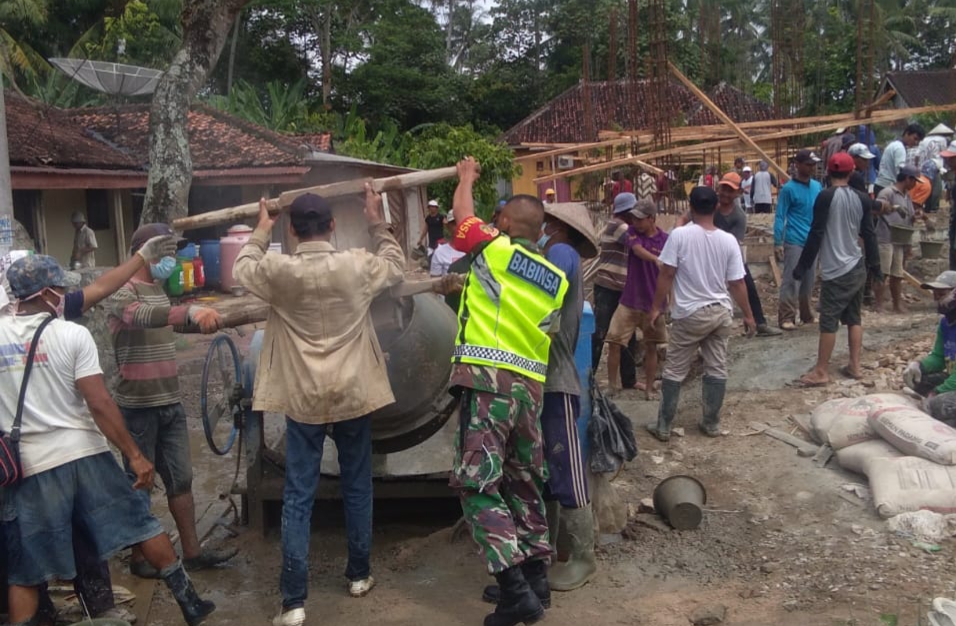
611;179;633;199
452;216;499;254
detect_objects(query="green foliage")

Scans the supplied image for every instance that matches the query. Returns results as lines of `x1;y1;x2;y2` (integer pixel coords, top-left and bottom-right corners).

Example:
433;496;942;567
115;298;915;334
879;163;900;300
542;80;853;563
205;79;328;133
406;124;518;218
337;106;411;165
84;0;179;67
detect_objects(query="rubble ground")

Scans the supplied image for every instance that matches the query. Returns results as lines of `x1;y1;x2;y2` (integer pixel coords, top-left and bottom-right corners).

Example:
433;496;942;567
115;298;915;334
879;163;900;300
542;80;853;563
129;209;956;626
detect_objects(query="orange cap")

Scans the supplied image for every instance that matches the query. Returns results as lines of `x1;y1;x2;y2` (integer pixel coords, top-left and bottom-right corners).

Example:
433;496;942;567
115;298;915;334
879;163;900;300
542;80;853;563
719;172;742;190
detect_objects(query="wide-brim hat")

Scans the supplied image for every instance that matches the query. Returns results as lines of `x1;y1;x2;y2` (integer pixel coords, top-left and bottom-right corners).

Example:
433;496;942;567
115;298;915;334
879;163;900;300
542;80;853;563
929;123;954;136
544;202;599;259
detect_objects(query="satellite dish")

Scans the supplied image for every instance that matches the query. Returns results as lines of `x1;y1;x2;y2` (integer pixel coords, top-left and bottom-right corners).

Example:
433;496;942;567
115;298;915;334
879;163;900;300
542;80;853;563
49;58;163;96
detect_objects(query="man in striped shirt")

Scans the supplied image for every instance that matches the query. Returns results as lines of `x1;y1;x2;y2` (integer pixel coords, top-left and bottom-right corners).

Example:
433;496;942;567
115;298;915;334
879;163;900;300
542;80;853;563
108;223;236;579
592;193;639;389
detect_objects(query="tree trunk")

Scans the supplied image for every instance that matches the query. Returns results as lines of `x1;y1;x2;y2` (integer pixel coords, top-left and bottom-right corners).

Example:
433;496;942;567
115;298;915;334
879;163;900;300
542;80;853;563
140;0;250;226
322;1;333;110
226;12;242;95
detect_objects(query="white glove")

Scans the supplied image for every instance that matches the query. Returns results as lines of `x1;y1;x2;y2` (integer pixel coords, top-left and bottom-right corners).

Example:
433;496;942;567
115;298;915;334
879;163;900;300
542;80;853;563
137;235;178;262
903;361;922;390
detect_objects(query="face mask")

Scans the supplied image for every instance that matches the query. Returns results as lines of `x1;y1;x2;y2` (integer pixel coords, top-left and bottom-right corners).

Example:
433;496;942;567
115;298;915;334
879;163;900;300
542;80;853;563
537;223;552;249
17;288;65;318
151;256;177;281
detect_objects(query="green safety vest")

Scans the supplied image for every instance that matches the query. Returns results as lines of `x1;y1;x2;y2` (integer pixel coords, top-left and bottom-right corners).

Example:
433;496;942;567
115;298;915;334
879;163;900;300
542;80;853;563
453;235;568;382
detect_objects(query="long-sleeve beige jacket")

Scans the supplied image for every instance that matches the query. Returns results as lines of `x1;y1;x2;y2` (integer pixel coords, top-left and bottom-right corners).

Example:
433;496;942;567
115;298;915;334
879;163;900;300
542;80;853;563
233;225;405;424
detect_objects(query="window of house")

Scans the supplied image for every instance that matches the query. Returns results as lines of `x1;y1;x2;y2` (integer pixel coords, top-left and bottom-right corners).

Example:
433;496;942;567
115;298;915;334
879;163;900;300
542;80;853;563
85;189;110;230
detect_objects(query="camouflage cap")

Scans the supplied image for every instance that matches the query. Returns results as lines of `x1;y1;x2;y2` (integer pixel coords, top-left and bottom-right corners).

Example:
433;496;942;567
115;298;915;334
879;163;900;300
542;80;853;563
6;254;80;298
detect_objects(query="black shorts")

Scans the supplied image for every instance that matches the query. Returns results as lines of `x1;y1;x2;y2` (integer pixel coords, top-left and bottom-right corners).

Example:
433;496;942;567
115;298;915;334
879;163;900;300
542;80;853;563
819;261;866;333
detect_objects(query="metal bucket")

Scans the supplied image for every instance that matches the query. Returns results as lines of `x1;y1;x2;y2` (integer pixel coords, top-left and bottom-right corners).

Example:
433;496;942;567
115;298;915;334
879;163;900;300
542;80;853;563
653;475;707;530
889;224;917;245
921;239;946;258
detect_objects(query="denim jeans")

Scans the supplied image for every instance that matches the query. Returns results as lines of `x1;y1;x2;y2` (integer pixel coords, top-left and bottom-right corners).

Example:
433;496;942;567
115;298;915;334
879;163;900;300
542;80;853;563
592;284;637;388
280;416;373;609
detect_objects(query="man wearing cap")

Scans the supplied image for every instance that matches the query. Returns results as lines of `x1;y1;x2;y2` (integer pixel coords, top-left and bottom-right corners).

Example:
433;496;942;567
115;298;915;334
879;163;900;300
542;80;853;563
483;200;599;605
449;157;568;626
430;213;466;277
0;255;216;626
903;271;956;422
233;188;404;624
740;166;754;212
544;188;557;204
70;211;98;269
592;193;641;391
107;224;231;580
605;198;668;400
793;153;882;385
418;199;445;251
713;172;781;336
774;150;823;330
876;123;925;195
873;165;919;314
646;187;756;441
848;143;876;194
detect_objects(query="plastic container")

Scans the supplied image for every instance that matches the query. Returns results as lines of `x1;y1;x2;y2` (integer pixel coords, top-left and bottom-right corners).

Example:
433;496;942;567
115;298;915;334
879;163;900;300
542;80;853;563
890;224;916;245
192;253;205;288
166;260;184;297
921;239;946;258
573;302;595;461
653;475;708;530
179;242;197;259
179;258;195;293
199;240;221;289
220;225;254;293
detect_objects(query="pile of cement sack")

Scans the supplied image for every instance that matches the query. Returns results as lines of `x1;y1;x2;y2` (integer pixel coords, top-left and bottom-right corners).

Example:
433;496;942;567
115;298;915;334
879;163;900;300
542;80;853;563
810;393;956;518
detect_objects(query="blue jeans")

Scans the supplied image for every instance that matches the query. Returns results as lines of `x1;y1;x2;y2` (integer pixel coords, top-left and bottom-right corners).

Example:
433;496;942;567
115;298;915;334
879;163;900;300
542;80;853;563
280;416;373;609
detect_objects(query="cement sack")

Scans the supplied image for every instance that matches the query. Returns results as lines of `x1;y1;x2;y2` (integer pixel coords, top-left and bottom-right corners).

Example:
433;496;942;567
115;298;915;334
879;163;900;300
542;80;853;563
835;439;905;475
869;405;956;465
810;394;917;449
865;456;956;518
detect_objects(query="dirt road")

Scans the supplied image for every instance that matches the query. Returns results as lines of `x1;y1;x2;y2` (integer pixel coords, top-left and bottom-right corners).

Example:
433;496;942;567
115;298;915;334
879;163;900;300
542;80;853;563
122;271;954;626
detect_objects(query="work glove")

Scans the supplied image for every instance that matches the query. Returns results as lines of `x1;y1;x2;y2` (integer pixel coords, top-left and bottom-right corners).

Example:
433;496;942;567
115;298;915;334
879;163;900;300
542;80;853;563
774;246;785;262
903;360;922;390
136;235;178;263
188;306;222;334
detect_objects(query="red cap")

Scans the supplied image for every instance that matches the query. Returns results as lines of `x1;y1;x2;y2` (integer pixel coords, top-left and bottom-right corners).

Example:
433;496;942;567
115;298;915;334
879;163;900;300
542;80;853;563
827;152;855;173
718;172;742;190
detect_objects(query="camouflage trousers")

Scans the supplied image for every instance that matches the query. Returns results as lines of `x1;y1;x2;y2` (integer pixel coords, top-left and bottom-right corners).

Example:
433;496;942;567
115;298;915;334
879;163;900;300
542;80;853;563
450;384;551;574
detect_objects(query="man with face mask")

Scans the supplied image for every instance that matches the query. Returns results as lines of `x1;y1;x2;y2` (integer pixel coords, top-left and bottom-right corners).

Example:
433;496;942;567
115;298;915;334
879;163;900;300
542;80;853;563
0;255;216;626
450;157;568;626
903;272;956;424
107;224;232;580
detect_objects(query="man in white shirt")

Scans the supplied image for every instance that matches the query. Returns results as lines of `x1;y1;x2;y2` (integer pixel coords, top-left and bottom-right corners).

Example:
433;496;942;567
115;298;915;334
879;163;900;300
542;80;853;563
0;255;215;626
740;166;754;212
429;214;465;276
875;123;925;194
645;187;755;442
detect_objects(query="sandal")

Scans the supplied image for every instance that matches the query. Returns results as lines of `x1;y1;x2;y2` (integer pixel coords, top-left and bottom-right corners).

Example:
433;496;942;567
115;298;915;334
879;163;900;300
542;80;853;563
839;365;863;381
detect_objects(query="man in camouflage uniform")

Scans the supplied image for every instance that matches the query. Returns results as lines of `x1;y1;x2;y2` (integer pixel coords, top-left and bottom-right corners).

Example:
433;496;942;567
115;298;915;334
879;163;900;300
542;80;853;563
448;157;568;626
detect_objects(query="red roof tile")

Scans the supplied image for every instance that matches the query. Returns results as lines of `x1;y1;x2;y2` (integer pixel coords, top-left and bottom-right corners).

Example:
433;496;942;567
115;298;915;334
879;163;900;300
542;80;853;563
501;79;776;145
5;91;309;172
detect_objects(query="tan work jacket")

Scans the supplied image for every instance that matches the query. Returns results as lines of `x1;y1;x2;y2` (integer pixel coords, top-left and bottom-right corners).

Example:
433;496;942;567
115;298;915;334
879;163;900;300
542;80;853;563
233;226;405;424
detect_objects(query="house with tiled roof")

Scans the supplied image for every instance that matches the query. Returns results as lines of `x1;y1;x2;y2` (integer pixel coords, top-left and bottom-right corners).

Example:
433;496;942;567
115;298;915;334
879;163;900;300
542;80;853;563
501;79;775;200
6;92;425;267
878;70;956;109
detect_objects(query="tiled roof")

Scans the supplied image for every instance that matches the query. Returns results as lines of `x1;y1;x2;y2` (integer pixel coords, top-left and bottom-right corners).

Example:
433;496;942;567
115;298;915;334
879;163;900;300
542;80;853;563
5;91;310;171
501;79;777;145
287;132;335;154
884;70;956;108
5;91;139;169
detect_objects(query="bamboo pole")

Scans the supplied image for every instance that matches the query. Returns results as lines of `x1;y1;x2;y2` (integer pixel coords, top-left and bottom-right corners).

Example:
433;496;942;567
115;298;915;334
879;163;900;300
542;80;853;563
172;166;458;232
534;101;956;183
668;62;789;181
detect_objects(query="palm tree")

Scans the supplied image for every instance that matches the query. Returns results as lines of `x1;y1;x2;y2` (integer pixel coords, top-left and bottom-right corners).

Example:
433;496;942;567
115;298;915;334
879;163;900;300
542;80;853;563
0;0;52;91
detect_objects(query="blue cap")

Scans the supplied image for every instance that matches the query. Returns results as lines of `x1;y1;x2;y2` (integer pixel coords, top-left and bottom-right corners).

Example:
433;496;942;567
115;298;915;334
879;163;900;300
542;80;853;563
6;255;79;298
613;192;638;214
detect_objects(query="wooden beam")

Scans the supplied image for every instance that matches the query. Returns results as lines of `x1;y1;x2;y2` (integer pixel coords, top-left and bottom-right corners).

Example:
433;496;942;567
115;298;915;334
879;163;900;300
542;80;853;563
172;166;458;232
534;102;956;183
668;62;788;182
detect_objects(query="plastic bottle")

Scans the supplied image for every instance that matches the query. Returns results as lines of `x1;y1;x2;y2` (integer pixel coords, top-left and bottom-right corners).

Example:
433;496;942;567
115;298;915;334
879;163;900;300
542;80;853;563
192;252;205;289
179;257;195;293
166;260;184;296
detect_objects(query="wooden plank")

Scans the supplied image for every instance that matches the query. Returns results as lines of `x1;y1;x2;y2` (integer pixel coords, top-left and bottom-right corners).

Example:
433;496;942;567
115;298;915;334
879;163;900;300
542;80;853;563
769;253;782;288
172;166;458;232
748;421;818;456
129;577;157;626
903;270;930;298
668;62;789;182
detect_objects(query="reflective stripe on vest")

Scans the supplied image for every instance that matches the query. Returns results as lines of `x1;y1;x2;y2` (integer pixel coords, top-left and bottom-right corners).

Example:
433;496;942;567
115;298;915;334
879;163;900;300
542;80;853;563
454;236;568;382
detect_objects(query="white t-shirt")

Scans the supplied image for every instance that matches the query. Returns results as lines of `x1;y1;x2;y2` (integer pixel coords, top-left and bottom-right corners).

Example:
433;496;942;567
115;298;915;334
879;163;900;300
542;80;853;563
429;242;465;277
0;314;109;477
658;223;746;320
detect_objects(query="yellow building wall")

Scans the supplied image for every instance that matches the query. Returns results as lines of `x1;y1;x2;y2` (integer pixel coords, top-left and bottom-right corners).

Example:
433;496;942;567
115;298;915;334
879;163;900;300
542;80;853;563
512;153;584;201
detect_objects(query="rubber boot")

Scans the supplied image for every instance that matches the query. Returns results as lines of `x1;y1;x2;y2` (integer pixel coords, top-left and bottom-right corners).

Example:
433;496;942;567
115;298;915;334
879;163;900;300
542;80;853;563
483;566;545;626
161;561;216;626
646;379;681;441
700;376;727;437
545;500;560;552
548;505;597;591
481;559;551;608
